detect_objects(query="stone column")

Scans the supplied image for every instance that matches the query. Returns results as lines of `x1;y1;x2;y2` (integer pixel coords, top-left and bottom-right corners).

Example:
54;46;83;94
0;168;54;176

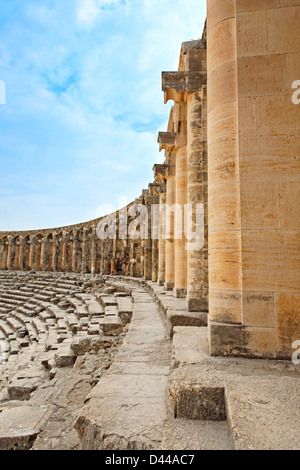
18;237;26;271
51;233;59;272
207;0;300;359
81;228;89;273
148;184;163;283
157;133;177;291
29;235;36;271
40;237;48;271
60;231;69;271
100;240;105;275
173;104;187;298
164;172;175;291
158;191;167;286
142;190;153;281
162;48;206;301
7;236;15;270
186;85;208;311
149;171;168;286
91;227;97;275
0;238;6;270
72;230;79;273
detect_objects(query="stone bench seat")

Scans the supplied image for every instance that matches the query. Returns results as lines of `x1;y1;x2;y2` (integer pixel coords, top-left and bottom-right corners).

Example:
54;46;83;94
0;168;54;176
15;305;36;317
0;306;11;315
0;296;24;308
0;289;33;300
31;317;48;334
0;320;17;340
19;287;35;293
98;295;118;307
9;340;21;355
104;305;119;317
65;297;88;317
75;294;104;316
11;314;38;343
6;316;26;334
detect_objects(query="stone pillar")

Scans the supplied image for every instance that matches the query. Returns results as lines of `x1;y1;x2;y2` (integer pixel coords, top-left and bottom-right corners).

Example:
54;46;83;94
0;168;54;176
60;231;68;271
141;190;153;281
164;165;176;291
173;105;187;298
157;133;176;291
0;238;6;270
91;227;97;275
162;42;207;303
51;233;59;272
158;191;167;286
72;230;79;273
207;0;300;358
186;85;208;310
29;235;36;271
40;237;48;271
7;236;15;270
81;228;89;274
18;237;26;270
100;240;105;275
148;184;163;283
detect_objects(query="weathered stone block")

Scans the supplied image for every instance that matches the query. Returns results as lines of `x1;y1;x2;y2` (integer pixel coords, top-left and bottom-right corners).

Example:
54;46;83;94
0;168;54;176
0;405;51;450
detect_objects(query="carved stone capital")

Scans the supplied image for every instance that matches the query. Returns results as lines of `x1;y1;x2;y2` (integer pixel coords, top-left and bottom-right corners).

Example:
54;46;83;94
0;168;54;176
158;132;176;152
153;164;168;179
162;71;206;104
148;182;166;195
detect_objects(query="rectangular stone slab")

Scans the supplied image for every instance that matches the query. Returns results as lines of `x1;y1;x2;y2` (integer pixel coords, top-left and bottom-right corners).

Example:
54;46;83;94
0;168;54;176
0;405;51;450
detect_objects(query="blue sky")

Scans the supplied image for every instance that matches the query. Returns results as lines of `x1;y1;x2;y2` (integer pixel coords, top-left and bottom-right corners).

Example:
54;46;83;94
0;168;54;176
0;0;206;231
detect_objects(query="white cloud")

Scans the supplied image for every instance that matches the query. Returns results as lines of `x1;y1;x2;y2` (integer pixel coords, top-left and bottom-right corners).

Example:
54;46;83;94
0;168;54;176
76;0;101;28
76;0;123;28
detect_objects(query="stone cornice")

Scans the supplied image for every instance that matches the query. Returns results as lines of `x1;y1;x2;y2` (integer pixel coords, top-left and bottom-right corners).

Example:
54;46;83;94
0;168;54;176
153;164;168;179
157;132;176;152
148;182;166;195
162;71;207;103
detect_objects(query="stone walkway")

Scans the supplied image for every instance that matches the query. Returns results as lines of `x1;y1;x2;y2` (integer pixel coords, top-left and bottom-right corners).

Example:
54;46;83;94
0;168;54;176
75;284;172;450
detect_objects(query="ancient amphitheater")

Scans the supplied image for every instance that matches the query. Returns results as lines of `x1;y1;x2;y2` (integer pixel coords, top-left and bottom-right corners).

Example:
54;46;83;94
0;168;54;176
0;0;300;451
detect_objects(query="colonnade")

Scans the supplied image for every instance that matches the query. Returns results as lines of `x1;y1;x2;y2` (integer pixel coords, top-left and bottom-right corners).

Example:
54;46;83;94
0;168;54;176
0;224;143;277
153;37;208;312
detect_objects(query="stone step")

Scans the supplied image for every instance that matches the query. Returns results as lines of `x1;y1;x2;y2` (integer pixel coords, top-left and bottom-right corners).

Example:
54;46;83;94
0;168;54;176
162;418;232;450
16;306;36;317
75;294;104;316
169;326;300;450
98;294;118;307
75;281;171;450
0;320;16;339
226;375;300;450
0;405;52;450
65;297;88;317
7;365;49;401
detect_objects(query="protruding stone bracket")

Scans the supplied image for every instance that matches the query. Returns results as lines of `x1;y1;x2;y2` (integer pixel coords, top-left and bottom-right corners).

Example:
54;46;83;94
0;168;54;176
148;182;166;195
153;164;168;179
158;132;176;152
162;71;207;104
